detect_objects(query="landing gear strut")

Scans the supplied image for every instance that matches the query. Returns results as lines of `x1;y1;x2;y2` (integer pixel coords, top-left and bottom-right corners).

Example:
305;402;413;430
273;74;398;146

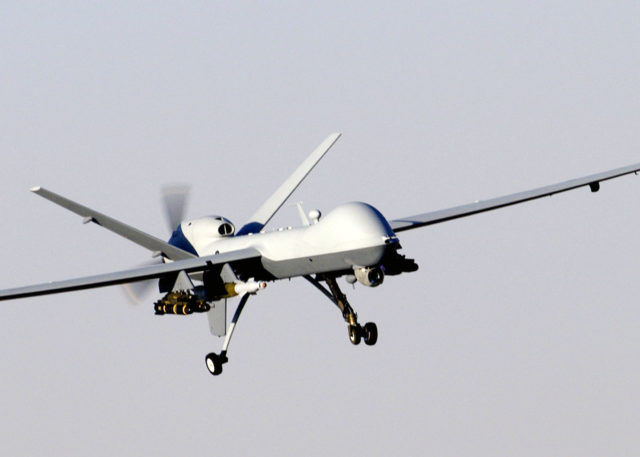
304;274;378;347
204;293;250;376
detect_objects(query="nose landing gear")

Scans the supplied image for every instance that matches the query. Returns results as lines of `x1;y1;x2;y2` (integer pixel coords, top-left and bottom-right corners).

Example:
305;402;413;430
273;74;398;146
304;274;379;347
362;321;378;346
348;324;361;345
348;322;378;346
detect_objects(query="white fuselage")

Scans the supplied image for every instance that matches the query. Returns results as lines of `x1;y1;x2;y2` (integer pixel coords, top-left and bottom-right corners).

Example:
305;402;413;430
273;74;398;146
187;202;398;280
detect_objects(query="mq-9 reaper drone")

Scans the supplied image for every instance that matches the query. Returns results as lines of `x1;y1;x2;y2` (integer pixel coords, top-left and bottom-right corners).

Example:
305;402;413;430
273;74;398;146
1;133;639;376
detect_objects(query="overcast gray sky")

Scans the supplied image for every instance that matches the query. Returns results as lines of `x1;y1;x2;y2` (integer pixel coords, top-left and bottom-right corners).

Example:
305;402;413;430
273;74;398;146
1;2;640;456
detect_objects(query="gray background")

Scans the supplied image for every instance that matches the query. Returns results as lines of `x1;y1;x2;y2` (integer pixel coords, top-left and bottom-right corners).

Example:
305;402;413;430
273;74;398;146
1;2;639;456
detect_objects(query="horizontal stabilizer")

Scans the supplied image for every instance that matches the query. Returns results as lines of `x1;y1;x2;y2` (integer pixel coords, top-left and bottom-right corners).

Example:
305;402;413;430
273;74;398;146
31;187;194;261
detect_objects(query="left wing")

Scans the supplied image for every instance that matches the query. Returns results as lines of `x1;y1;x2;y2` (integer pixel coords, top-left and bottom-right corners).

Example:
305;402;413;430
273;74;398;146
0;248;261;301
390;161;640;232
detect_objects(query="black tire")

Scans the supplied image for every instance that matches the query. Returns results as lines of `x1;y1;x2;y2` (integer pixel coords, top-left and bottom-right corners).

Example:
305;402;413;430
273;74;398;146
348;325;361;345
205;353;223;376
363;322;378;346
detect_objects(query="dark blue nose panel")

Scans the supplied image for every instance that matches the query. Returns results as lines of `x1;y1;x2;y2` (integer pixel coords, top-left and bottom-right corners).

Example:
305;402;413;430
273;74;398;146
168;225;198;256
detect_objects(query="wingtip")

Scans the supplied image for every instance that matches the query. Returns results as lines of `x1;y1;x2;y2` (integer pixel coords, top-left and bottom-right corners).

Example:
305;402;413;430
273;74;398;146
30;186;41;193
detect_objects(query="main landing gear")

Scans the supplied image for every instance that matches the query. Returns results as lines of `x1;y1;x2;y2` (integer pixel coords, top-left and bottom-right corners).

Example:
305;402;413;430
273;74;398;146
204;293;250;376
304;274;378;347
203;275;376;377
205;351;227;376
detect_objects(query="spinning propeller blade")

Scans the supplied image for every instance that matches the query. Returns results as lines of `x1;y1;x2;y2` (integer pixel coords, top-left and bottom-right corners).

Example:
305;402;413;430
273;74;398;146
123;185;191;305
162;185;190;232
121;269;157;305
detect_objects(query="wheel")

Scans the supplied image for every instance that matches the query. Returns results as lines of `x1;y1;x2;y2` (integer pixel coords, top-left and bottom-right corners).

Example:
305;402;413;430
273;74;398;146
348;325;361;345
205;353;223;376
363;322;378;346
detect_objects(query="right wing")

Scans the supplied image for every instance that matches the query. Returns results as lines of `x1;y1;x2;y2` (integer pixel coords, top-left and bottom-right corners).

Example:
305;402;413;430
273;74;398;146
390;161;640;232
31;187;194;261
0;248;261;301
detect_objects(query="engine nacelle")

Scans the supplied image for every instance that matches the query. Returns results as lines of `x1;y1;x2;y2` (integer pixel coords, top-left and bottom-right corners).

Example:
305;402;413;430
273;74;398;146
169;215;235;256
353;266;384;287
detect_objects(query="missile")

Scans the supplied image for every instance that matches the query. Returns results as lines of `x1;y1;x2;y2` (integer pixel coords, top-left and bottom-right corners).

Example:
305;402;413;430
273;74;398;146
231;279;267;297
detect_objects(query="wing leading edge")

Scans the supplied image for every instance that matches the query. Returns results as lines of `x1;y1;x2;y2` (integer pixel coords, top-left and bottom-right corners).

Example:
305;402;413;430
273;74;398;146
390;161;640;232
0;248;261;301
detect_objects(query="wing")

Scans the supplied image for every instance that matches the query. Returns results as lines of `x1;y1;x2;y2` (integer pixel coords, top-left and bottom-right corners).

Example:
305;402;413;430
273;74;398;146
390;161;640;232
0;248;261;301
236;133;342;235
31;187;194;260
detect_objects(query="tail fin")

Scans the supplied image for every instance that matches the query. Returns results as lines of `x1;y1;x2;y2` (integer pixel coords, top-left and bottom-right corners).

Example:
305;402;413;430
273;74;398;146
236;133;341;235
31;187;195;260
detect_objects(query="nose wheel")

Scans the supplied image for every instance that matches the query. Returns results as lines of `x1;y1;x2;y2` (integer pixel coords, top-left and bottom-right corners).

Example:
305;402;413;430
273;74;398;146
348;322;378;346
303;274;380;348
362;322;378;346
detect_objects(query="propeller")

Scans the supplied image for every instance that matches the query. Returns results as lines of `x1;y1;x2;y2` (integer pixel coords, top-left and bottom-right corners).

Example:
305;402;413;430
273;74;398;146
121;185;191;305
162;185;190;234
121;261;158;304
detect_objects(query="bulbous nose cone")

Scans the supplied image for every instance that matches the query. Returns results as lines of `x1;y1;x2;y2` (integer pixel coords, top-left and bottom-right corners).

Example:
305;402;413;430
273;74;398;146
308;202;395;248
